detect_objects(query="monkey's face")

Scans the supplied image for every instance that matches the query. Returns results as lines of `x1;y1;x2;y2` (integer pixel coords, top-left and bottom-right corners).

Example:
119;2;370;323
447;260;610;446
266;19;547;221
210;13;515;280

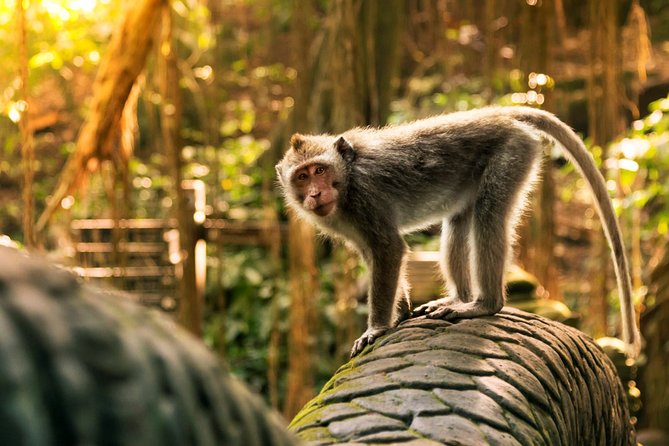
290;163;339;217
276;133;351;219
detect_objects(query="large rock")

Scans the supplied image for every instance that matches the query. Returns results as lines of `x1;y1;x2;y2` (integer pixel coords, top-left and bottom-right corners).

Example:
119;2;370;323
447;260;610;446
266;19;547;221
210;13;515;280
0;247;297;446
290;308;635;445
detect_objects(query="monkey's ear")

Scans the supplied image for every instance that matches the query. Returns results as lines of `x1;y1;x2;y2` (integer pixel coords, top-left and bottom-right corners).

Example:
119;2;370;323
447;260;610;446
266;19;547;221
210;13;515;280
335;136;356;163
290;133;305;151
275;164;285;186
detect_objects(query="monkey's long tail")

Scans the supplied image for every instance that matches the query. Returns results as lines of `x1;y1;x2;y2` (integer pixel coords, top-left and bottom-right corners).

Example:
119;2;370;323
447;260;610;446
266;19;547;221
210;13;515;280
509;106;641;358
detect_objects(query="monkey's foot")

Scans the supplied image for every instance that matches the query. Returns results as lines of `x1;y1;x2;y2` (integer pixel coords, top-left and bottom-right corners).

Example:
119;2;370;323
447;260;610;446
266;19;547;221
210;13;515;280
350;326;389;357
412;297;458;317
415;300;499;321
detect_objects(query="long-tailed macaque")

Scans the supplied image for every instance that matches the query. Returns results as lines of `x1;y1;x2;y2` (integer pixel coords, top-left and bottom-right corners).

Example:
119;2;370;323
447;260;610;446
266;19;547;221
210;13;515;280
276;106;641;358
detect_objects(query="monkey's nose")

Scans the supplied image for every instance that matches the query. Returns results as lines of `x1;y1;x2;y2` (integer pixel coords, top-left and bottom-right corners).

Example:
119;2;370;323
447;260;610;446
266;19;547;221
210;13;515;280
310;191;321;198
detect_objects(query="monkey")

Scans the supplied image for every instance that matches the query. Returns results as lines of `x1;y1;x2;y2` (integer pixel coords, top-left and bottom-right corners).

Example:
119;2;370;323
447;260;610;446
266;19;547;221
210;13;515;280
275;106;641;358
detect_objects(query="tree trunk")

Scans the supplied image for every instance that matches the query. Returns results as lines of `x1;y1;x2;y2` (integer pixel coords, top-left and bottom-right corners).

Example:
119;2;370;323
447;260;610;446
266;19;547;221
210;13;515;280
17;0;35;248
624;1;650;291
517;0;560;301
265;128;285;410
282;0;320;420
481;0;496;103
283;211;318;419
158;5;200;336
361;0;405;125
325;0;366;365
282;0;406;417
36;0;166;233
586;0;625;338
640;243;669;430
324;0;406;364
554;0;567;45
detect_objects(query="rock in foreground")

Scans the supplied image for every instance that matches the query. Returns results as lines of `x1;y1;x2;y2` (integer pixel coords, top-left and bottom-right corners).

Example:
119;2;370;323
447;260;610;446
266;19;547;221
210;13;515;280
0;247;297;446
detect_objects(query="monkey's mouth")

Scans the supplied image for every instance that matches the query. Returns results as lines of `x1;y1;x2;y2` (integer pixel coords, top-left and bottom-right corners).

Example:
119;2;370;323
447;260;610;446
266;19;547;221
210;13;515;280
313;201;336;217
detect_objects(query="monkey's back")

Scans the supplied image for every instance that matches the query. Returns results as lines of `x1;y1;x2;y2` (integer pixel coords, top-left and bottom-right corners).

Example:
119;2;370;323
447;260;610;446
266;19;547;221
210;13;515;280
341;107;542;230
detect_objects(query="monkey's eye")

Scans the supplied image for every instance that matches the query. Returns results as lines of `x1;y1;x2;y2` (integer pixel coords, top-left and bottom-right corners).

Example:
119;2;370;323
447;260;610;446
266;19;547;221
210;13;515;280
315;166;326;175
296;173;308;182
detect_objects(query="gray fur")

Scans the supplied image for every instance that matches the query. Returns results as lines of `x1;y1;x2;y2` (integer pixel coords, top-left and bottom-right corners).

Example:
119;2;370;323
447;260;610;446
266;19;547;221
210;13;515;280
276;106;641;357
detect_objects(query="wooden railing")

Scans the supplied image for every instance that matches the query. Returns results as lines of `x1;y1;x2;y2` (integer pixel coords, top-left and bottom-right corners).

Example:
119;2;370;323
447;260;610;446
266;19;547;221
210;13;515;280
70;217;284;312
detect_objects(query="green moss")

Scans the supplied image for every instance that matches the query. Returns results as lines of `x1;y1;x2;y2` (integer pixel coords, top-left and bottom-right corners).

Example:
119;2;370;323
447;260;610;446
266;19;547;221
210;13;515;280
289;395;325;428
291;426;335;443
290;359;363;429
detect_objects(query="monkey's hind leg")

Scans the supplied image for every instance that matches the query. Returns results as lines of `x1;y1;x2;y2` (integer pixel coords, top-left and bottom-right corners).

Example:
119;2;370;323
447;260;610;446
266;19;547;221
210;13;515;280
413;209;473;317
395;276;412;324
419;137;539;321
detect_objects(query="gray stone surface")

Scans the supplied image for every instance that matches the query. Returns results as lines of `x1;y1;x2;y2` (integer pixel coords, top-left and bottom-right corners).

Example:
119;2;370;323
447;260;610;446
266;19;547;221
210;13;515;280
290;308;635;445
0;247;297;446
353;389;449;419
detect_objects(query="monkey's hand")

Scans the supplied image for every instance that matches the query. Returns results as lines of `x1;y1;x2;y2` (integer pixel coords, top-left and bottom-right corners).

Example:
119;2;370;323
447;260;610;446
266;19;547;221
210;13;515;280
350;326;389;357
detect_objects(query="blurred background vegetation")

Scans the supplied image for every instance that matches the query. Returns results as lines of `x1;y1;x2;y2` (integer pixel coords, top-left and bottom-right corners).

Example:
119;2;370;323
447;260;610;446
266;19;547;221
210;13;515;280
2;0;669;434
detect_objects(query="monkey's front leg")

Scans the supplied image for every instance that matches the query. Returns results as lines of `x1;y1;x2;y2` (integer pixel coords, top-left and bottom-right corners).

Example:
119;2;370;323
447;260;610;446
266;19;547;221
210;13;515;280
350;235;408;357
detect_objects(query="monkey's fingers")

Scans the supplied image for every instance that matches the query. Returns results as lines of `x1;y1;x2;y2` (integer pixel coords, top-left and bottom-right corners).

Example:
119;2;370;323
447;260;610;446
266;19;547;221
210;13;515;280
350;327;388;357
424;305;456;319
350;338;367;358
412;297;456;317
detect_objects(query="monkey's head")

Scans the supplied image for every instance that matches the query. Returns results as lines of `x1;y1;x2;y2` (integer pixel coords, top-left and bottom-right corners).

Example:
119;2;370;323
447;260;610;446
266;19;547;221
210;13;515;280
276;133;356;218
